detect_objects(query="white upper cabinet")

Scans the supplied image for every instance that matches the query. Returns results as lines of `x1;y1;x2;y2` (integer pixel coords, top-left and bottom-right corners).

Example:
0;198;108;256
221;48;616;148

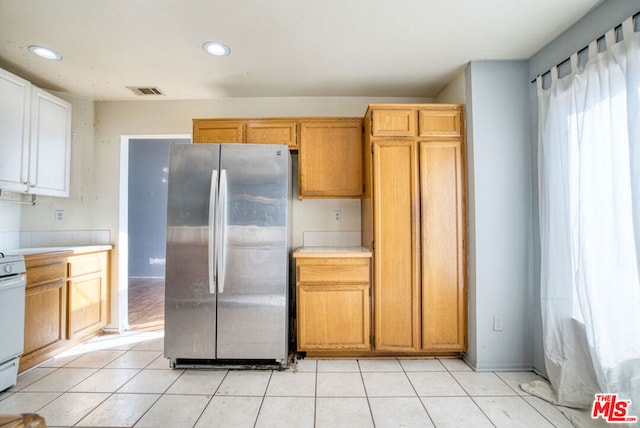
0;68;31;192
29;87;71;196
0;67;71;197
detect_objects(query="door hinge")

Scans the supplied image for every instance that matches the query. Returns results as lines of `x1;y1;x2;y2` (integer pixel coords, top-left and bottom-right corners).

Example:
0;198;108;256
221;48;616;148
362;184;365;193
371;144;374;154
372;240;375;250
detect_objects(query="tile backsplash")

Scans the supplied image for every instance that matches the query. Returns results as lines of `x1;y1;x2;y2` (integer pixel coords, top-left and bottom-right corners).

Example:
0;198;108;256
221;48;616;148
0;231;20;250
0;230;111;250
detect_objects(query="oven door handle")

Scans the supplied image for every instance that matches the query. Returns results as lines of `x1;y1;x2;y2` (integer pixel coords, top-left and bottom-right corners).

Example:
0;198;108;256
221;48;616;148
0;274;26;290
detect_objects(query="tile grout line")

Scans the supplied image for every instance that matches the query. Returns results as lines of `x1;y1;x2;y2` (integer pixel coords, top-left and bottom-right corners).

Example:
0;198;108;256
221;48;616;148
71;345;155;427
192;369;230;428
402;358;438;427
444;360;499;428
252;369;274;428
313;360;318;428
491;371;568;426
128;357;186;428
357;359;377;427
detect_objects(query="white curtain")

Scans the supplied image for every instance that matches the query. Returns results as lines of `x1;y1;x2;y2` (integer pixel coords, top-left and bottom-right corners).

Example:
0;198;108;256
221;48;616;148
523;15;640;427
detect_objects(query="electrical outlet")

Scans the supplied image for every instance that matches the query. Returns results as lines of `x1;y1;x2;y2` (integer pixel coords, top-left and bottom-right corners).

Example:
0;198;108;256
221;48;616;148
54;210;64;223
333;209;341;223
493;315;504;331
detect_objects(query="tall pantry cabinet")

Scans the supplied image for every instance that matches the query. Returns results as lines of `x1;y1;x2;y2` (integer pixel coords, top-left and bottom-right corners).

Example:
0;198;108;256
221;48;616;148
362;104;467;353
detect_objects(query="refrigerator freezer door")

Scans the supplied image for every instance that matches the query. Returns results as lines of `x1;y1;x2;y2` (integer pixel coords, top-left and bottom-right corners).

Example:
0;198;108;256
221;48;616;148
164;144;220;360
216;144;290;361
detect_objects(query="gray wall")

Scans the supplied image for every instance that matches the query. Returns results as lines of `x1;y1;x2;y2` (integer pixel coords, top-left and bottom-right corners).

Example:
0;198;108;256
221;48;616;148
461;0;639;373
128;138;189;277
464;60;534;371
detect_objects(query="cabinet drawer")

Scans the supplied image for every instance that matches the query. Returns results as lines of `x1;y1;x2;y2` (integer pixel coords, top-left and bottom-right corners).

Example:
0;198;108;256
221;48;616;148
418;107;462;137
68;254;104;278
297;262;369;283
371;109;416;137
26;263;66;286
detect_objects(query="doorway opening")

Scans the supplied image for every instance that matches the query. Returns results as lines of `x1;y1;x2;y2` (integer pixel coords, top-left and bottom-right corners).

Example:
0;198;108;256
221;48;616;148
121;136;189;331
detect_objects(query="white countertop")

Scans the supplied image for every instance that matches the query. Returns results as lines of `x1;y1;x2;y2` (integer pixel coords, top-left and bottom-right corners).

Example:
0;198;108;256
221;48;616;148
3;245;113;256
292;246;372;258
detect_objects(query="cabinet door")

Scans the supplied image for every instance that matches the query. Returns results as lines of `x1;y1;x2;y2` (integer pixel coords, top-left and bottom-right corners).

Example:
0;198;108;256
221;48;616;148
67;252;109;340
372;140;420;351
420;140;467;351
29;87;71;196
297;284;370;350
296;257;370;351
246;120;297;149
0;68;31;192
371;109;416;137
192;119;243;143
67;274;108;339
298;119;363;198
23;274;67;357
418;106;463;138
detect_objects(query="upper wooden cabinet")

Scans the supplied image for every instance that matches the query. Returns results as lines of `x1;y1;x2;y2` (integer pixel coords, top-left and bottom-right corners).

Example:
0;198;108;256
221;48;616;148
363;104;467;354
193;118;297;149
298;118;364;199
193;116;365;199
0;67;71;197
370;108;416;137
192;119;244;144
245;120;297;148
418;107;463;138
369;104;463;139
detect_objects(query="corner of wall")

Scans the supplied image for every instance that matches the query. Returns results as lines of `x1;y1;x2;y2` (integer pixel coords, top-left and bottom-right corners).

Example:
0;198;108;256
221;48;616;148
465;60;535;371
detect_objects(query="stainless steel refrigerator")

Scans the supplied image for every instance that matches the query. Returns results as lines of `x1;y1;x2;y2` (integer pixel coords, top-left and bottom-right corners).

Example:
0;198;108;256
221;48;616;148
164;143;291;367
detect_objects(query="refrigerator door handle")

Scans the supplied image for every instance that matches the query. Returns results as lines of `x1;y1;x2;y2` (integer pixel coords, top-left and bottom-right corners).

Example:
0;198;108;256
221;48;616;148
216;169;227;294
208;169;218;295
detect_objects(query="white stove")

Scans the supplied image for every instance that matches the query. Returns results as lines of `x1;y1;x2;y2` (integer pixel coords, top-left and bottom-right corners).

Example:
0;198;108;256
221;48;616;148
0;253;26;392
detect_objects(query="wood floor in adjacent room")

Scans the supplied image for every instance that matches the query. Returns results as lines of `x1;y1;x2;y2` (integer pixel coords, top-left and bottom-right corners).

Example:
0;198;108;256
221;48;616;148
128;277;164;331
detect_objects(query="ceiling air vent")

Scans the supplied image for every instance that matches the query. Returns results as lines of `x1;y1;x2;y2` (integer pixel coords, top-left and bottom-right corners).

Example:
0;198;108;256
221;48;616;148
127;86;165;96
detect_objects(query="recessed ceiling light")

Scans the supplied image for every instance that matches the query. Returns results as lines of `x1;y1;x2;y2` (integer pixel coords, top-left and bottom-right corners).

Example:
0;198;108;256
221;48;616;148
202;41;231;57
28;45;63;61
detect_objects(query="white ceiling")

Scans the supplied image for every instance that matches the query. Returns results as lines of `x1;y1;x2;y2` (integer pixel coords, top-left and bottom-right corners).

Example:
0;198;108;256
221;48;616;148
0;0;602;101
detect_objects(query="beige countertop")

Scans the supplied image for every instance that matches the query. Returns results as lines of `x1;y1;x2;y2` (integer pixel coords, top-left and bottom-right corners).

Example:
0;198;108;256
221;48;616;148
292;246;372;258
3;245;113;257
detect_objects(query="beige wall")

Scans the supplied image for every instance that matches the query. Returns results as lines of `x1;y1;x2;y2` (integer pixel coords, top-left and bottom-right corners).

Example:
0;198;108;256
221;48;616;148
23;96;432;330
436;67;467;104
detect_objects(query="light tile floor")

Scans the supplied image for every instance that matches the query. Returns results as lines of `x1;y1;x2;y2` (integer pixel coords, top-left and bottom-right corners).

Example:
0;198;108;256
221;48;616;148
0;331;575;428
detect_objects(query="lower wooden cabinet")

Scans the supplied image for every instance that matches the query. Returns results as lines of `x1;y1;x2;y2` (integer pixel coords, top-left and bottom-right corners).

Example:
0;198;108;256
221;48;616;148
20;249;111;373
294;254;371;353
67;252;109;340
22;257;67;370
